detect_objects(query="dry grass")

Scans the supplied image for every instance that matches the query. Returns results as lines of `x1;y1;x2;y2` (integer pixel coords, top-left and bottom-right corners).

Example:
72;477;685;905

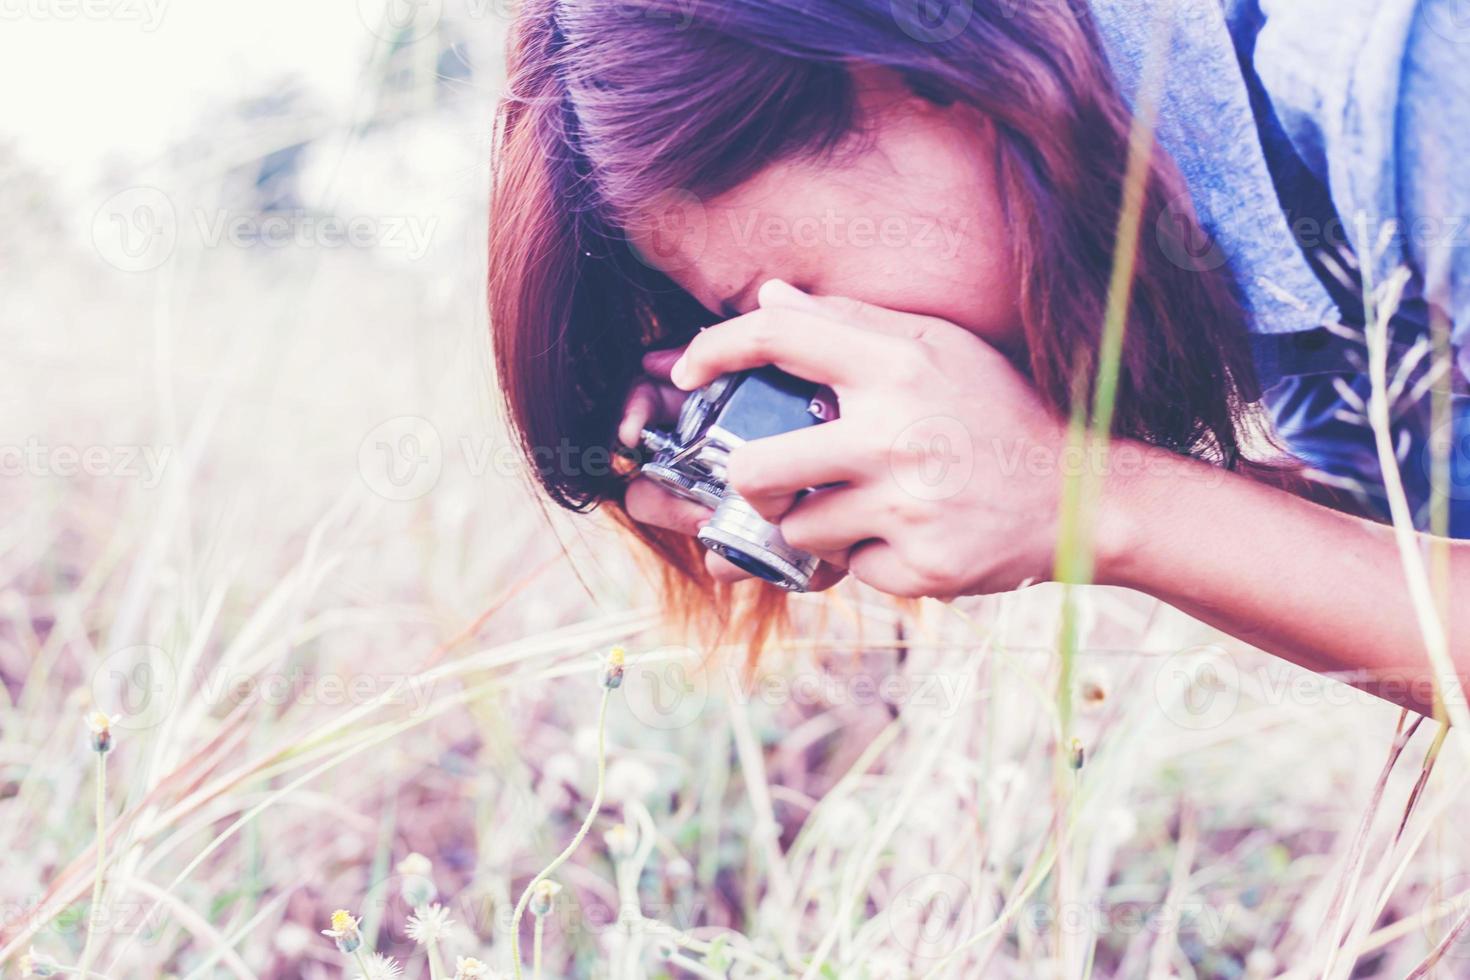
1;11;1467;979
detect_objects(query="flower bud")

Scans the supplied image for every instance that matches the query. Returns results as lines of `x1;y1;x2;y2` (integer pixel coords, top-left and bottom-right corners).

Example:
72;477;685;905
600;646;626;690
86;711;114;754
529;879;562;918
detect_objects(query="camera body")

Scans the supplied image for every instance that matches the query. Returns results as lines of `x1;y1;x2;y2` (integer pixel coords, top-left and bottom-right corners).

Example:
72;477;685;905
638;366;835;592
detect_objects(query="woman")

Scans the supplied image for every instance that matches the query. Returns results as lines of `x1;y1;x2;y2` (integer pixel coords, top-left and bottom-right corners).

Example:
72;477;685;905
488;0;1469;716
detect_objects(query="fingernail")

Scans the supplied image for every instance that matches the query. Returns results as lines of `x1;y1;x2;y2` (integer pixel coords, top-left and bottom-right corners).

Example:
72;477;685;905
670;356;691;389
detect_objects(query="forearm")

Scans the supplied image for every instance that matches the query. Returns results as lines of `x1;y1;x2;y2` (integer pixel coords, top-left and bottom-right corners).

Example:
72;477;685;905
1095;443;1469;716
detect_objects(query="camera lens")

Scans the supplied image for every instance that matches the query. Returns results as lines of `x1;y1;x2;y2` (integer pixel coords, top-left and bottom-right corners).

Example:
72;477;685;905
707;543;788;584
697;496;820;592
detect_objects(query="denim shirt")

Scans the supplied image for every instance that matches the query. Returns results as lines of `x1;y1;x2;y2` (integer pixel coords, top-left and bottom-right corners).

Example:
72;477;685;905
1091;0;1470;535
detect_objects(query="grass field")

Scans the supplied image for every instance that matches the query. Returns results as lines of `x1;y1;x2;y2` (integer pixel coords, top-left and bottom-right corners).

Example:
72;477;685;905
1;5;1467;978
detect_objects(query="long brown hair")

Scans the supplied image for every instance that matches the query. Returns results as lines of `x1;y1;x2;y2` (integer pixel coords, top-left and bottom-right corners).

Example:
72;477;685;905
488;0;1264;642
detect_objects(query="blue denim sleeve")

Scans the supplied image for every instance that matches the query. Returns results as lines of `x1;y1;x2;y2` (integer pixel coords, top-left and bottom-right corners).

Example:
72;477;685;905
1255;0;1470;534
1398;0;1470;372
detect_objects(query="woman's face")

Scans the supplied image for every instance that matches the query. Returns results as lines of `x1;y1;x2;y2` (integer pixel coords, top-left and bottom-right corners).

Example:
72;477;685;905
627;70;1026;357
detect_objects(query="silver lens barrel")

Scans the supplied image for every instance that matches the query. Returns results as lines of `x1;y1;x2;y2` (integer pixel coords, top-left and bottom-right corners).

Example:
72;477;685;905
697;495;819;592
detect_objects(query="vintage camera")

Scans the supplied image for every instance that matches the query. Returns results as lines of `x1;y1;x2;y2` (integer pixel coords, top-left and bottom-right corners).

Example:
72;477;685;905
639;366;835;592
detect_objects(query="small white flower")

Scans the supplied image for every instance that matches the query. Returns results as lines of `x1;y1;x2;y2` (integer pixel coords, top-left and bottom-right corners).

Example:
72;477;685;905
454;956;498;979
353;952;403;980
406;902;454;945
604;822;637;861
396;851;437;908
322;909;363;954
19;946;61;976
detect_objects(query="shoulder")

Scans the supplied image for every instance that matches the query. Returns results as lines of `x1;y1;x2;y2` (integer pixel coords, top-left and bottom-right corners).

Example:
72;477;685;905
1250;0;1470;353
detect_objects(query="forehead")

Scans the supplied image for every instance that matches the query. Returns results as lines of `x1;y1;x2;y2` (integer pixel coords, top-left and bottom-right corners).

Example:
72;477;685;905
624;146;952;315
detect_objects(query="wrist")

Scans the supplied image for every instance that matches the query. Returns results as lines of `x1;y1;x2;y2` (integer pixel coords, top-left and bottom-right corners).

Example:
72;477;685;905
1093;440;1178;590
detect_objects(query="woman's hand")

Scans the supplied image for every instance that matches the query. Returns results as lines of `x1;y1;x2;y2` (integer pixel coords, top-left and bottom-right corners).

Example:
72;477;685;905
666;279;1068;599
616;345;851;589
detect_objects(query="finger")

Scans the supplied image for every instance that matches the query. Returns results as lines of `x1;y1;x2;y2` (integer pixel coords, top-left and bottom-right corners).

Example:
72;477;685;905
670;307;898;391
845;539;935;599
642;346;687;380
806;562;850;592
618;379;660;449
757;279;940;344
624;477;712;537
619;376;688;448
777;485;881;555
725;421;866;520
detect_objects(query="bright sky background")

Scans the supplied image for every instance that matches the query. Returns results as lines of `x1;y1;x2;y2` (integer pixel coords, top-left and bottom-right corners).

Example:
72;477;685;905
0;0;381;190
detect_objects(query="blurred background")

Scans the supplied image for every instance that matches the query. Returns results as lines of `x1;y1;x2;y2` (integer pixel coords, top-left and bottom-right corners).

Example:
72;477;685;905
1;2;1466;978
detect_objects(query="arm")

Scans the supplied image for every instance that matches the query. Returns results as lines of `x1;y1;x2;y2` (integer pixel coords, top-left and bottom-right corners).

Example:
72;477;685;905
1098;443;1467;716
649;279;1466;718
